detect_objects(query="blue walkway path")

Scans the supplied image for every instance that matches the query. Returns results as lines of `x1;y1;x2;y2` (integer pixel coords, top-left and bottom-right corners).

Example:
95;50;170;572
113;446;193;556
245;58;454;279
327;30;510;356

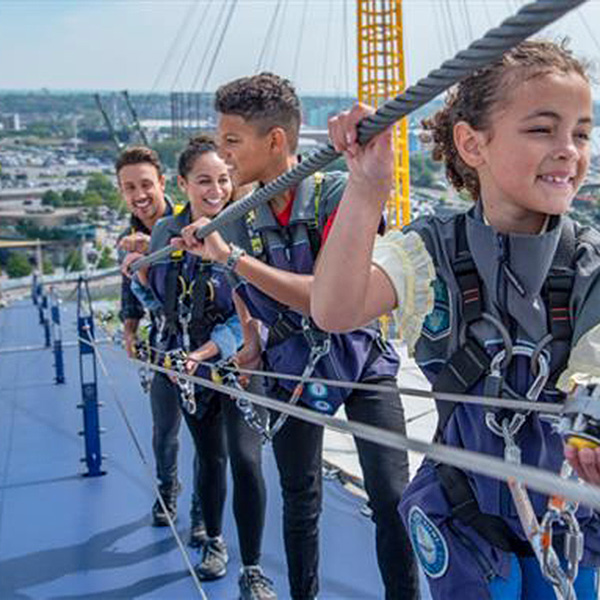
0;299;428;599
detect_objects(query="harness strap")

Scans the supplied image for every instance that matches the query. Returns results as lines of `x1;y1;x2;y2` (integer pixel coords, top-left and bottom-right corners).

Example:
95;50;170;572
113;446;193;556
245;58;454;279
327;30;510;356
162;261;182;341
188;261;208;345
266;312;303;348
437;464;534;556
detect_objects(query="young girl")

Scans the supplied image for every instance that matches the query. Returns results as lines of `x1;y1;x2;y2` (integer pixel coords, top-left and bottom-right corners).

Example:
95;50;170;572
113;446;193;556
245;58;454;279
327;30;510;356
312;40;600;599
145;135;276;599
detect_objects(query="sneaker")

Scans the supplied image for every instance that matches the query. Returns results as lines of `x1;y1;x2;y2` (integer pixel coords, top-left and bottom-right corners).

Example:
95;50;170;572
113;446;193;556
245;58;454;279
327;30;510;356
195;536;228;580
189;519;208;548
152;482;181;527
239;566;277;600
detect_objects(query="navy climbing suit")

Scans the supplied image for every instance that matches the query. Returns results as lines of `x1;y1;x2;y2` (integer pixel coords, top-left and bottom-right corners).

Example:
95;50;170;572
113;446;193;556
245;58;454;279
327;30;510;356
400;204;600;599
233;171;419;600
147;205;268;566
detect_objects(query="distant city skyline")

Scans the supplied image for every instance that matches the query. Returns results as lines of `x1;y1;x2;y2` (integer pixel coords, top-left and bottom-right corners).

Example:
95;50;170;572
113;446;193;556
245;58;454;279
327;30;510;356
1;1;600;97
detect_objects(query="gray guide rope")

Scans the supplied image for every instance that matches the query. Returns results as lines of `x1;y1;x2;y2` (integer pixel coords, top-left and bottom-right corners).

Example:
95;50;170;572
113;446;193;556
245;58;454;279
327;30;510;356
116;350;600;512
130;0;588;273
134;341;566;415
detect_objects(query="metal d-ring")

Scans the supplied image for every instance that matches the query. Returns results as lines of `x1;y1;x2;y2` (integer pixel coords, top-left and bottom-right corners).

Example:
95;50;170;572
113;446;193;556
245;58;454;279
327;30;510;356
459;312;514;370
531;333;553;377
488;344;550;402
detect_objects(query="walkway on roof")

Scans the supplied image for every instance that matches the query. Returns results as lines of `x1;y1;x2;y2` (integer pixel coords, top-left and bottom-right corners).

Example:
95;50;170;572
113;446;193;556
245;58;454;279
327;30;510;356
0;298;431;599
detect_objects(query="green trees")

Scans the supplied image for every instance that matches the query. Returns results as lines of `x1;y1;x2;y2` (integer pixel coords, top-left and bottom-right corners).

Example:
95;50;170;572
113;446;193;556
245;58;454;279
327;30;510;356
6;253;32;278
41;190;63;207
97;246;116;269
64;248;84;272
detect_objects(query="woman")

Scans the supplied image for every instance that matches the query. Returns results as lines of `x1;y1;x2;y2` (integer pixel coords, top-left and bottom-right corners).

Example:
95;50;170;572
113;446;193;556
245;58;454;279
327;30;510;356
144;135;276;600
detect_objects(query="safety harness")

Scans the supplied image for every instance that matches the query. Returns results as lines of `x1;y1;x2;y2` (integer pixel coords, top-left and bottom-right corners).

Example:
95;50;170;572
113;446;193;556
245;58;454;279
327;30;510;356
433;215;584;597
237;173;340;437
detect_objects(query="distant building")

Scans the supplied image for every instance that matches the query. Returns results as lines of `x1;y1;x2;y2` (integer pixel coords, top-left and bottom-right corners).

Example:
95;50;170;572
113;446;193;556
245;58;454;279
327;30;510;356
0;113;21;132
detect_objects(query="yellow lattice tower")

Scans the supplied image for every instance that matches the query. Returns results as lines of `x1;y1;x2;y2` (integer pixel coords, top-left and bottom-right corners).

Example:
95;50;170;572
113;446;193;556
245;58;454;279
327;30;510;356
357;0;409;229
357;0;409;338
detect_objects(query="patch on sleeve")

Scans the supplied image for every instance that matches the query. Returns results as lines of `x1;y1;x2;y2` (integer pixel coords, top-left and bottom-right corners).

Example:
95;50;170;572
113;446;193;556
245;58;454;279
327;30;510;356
408;506;449;579
421;278;451;340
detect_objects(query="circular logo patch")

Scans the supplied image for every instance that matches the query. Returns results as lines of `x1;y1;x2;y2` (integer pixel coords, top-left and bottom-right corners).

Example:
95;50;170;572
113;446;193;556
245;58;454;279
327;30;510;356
313;399;332;412
308;382;328;399
408;506;448;579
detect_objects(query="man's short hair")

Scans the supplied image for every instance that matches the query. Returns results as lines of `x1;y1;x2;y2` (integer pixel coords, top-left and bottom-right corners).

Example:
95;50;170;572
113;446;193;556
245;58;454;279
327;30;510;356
215;72;301;152
115;146;163;179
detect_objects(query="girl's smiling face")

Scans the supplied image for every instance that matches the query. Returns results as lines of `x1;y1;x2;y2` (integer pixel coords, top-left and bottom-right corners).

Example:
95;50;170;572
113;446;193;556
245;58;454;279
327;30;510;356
179;151;233;219
465;71;592;233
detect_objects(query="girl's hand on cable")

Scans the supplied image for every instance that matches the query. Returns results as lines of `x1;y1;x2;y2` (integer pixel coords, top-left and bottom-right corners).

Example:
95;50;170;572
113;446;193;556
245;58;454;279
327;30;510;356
564;444;600;486
172;217;231;264
328;103;394;195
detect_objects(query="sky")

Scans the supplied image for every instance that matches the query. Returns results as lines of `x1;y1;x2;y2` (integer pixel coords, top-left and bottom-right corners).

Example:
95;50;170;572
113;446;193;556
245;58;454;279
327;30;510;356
1;0;600;97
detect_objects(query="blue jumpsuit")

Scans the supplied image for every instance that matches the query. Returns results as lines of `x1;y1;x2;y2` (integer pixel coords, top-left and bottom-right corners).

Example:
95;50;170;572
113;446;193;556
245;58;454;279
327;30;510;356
397;204;600;599
234;172;418;599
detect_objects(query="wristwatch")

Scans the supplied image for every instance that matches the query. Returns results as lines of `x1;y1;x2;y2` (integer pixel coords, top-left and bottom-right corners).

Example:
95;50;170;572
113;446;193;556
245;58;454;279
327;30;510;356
225;244;246;271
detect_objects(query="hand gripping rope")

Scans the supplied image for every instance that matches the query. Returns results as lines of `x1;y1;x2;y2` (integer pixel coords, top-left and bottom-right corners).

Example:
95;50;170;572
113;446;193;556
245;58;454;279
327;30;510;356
129;0;588;274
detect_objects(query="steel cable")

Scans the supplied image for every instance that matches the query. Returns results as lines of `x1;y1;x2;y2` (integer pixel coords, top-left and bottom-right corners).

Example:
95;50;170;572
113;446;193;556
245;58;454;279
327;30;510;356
98;347;600;512
130;0;588;273
125;341;566;416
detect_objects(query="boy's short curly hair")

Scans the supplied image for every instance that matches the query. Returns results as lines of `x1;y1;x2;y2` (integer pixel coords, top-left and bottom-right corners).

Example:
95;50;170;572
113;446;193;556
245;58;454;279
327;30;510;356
115;146;163;179
215;72;301;152
423;39;590;201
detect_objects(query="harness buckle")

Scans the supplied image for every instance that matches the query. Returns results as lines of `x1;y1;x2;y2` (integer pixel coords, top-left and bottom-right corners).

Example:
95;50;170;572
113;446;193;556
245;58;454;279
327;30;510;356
166;349;197;415
212;357;271;443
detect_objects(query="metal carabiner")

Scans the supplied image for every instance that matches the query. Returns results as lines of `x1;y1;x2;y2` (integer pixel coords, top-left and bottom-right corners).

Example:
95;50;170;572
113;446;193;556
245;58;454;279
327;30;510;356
488;344;550;402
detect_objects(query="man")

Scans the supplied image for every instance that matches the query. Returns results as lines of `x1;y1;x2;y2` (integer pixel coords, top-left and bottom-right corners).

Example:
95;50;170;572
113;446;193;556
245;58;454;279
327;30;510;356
177;73;418;600
117;147;205;547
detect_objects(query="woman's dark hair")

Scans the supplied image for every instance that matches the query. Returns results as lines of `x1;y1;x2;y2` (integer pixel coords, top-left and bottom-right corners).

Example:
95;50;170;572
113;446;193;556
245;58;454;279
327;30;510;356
423;39;590;201
178;134;218;179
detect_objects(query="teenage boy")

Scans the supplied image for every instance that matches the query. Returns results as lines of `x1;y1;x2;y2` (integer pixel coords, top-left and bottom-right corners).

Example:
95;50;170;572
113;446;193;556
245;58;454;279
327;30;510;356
176;73;418;600
117;147;205;547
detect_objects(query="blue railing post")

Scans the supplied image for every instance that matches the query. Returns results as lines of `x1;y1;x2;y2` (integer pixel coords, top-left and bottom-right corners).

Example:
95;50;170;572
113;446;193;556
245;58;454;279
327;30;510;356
31;273;39;305
41;294;51;347
50;289;65;384
76;277;106;477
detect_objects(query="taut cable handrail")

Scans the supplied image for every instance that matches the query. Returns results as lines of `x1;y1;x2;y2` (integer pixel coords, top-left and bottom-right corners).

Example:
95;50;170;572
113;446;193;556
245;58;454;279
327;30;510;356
115;350;600;511
82;332;600;511
130;0;588;273
128;341;566;416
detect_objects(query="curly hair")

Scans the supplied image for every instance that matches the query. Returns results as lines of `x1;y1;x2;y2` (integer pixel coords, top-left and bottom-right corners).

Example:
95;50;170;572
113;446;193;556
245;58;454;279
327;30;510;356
215;72;301;152
423;39;590;201
178;133;218;179
115;146;162;179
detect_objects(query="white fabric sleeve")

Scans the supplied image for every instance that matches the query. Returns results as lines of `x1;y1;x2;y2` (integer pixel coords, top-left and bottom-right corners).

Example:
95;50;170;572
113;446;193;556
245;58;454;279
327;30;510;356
372;230;436;354
556;322;600;392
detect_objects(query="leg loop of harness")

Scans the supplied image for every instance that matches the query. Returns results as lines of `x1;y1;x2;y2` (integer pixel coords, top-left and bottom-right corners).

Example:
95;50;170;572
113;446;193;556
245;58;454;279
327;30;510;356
267;317;331;440
211;358;271;444
482;388;580;599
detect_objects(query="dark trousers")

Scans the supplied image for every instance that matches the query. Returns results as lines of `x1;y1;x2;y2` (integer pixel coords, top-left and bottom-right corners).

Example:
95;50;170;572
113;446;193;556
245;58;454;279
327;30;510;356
182;377;268;566
149;372;183;492
271;376;419;600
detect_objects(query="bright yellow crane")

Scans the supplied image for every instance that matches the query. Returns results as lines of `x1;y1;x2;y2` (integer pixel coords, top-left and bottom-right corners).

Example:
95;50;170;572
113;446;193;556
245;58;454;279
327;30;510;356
357;0;410;229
